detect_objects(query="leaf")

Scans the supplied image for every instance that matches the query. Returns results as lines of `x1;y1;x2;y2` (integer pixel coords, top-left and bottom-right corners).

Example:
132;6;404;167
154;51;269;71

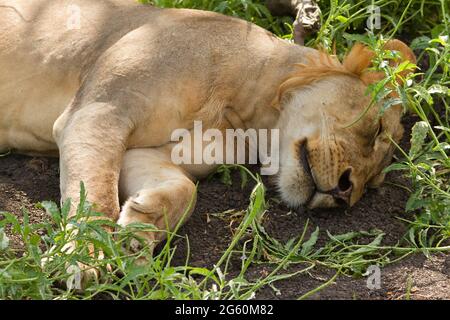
189;268;220;285
382;97;403;113
410;36;431;50
428;84;449;96
343;33;372;46
335;15;348;23
239;167;248;189
39;201;61;225
425;47;440;55
214;1;228;13
217;166;232;186
394;60;416;74
409;121;429;158
412;86;433;105
408;227;417;247
284;238;296;251
350;233;384;256
300;227;319;256
119;265;153;285
254;3;272;19
327;230;360;242
383;162;409;173
434;126;450;133
430;36;448;47
433;142;450;151
405;194;428;211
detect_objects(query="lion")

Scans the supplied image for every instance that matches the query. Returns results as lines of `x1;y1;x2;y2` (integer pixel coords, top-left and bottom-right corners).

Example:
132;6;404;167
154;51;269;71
0;0;415;247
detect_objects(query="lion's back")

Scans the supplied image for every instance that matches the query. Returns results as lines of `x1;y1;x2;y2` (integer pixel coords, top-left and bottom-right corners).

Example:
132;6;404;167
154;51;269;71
0;1;290;154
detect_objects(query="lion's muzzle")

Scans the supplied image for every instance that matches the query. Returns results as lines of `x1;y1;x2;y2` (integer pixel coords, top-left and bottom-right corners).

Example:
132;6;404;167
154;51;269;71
299;140;354;208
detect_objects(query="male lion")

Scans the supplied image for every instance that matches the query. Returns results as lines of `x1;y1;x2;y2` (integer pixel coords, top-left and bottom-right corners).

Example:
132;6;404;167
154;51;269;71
0;0;415;247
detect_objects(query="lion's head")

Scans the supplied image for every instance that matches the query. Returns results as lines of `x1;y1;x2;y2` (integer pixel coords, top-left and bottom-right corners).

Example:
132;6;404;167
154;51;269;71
274;39;415;209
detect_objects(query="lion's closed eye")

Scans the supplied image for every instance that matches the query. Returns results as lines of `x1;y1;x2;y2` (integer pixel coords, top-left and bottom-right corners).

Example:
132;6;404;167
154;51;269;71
374;119;383;139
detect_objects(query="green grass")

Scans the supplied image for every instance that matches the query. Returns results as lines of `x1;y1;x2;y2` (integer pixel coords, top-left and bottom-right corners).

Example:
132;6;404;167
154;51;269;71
0;0;449;299
2;165;449;299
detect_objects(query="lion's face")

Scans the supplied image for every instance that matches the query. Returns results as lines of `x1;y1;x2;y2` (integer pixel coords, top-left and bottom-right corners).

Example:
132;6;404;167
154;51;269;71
274;40;415;209
276;76;403;209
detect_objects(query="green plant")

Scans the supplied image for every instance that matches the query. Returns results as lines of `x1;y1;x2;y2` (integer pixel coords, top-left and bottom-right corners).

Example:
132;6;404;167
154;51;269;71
0;183;256;299
141;0;294;38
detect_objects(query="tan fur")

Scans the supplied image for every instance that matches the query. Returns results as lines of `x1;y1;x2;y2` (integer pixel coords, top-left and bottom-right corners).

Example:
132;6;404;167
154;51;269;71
274;39;416;107
273;40;415;207
0;0;415;247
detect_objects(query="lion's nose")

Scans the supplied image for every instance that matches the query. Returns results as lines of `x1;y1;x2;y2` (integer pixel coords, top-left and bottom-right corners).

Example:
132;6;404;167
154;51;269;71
327;168;353;206
338;168;353;194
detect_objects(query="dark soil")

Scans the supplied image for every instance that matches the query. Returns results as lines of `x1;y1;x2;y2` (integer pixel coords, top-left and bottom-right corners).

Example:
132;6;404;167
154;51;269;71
1;115;449;299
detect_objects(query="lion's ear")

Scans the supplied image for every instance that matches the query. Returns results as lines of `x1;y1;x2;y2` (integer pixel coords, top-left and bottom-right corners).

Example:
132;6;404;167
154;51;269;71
383;39;416;66
382;39;416;83
343;43;375;76
343;39;416;86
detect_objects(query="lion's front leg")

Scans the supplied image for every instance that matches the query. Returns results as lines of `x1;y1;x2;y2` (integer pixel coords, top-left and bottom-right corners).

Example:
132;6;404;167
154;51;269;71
54;102;133;220
118;147;197;250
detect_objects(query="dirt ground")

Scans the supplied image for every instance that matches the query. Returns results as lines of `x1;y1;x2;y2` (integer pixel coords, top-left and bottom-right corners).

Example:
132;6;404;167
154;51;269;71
1;115;449;300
